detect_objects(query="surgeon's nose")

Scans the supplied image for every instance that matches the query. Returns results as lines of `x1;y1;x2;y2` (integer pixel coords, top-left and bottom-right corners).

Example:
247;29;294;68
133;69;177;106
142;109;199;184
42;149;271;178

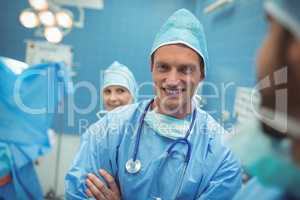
165;71;180;87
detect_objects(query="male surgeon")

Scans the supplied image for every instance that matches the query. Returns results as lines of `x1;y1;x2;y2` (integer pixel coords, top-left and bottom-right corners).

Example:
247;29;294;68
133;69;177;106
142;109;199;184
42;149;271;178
65;8;242;200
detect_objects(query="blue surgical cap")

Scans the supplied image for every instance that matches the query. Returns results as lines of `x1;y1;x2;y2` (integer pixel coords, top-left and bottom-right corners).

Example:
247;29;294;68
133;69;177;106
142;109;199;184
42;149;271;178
103;61;138;101
151;8;208;76
265;0;300;39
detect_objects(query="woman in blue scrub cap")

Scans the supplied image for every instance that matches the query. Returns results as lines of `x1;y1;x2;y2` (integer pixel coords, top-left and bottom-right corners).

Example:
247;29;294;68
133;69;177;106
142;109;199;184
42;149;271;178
101;61;138;111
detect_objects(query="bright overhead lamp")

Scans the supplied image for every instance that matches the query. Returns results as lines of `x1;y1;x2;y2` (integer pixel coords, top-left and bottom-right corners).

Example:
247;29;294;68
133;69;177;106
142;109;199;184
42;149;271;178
20;0;85;43
55;10;73;28
19;9;39;28
38;10;56;26
44;26;63;43
29;0;48;11
29;0;49;10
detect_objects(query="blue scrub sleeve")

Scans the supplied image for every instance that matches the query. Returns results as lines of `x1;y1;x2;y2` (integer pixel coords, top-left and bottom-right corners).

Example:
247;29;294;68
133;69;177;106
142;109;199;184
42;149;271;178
65;118;116;200
196;150;242;200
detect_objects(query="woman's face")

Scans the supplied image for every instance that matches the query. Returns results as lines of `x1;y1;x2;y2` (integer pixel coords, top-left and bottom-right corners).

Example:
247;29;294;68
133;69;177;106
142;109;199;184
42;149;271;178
103;85;133;111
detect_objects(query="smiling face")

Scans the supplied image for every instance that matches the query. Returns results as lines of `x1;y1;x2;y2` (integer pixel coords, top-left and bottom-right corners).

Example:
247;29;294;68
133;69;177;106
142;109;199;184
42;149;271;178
151;44;204;118
103;85;133;111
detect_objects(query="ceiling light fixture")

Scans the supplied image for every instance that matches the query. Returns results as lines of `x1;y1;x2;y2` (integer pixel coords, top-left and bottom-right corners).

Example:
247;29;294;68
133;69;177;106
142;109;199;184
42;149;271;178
19;0;85;43
19;9;40;28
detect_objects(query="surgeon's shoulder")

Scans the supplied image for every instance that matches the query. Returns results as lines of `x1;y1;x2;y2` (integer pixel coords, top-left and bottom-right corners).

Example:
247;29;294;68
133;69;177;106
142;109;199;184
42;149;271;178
195;107;235;155
197;108;241;165
195;107;227;138
198;109;241;169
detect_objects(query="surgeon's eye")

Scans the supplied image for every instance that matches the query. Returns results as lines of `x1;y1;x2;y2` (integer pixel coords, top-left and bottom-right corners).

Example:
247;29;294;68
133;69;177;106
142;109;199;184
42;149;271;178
179;65;193;75
156;63;169;72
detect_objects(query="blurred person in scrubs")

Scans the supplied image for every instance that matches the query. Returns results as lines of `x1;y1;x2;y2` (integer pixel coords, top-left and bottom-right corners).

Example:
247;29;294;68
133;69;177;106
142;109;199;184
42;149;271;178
65;8;242;200
0;58;71;200
97;61;138;118
230;0;300;199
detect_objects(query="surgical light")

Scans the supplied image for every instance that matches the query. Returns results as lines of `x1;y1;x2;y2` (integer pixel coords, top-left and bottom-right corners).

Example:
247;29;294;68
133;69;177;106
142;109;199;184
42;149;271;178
20;0;85;43
56;10;73;28
39;10;56;26
29;0;48;11
44;26;63;43
19;10;39;28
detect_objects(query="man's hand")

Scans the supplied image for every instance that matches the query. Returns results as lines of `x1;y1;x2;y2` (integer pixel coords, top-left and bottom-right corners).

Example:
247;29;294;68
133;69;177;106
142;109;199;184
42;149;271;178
85;169;121;200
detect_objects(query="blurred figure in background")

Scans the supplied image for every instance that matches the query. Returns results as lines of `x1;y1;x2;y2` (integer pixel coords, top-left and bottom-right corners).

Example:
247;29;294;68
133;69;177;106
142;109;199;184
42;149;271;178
0;58;72;200
230;0;300;199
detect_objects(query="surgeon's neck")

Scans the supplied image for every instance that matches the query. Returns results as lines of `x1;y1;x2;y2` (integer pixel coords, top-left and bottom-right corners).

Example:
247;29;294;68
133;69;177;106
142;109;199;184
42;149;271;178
152;99;192;119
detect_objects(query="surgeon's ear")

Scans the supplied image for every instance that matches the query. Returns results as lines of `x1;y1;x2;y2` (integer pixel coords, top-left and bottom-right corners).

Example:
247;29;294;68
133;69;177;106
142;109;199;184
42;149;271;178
200;74;205;82
287;37;300;67
150;54;155;72
200;64;205;81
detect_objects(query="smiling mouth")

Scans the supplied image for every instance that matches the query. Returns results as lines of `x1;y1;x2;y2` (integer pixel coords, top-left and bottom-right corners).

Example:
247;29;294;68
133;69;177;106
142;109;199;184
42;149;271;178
107;102;121;108
162;87;185;97
109;103;120;106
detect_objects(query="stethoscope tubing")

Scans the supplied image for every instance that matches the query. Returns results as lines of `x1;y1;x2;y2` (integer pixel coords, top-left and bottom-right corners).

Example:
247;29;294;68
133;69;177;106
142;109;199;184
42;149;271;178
132;99;196;163
132;99;154;161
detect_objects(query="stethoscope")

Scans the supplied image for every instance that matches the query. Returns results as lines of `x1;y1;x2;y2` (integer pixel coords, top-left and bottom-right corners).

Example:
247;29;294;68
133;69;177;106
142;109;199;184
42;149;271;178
125;99;197;174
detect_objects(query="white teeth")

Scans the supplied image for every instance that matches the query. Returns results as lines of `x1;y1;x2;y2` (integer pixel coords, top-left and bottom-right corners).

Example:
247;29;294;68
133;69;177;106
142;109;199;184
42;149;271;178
165;88;181;95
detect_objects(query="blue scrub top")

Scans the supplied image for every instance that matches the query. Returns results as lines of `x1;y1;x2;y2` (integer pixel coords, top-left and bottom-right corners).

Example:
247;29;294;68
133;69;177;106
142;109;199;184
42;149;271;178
65;100;242;200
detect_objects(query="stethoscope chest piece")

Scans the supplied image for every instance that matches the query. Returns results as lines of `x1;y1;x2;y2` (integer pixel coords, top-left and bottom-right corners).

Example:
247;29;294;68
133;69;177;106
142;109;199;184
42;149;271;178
126;158;141;174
